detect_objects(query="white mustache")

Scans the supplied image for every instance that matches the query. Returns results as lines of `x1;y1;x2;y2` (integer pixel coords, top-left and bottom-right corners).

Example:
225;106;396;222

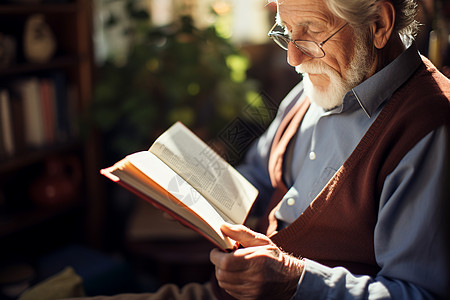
295;61;337;77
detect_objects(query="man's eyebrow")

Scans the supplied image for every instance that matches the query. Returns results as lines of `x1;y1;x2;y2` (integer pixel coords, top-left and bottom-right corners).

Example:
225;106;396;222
276;16;316;28
277;20;319;35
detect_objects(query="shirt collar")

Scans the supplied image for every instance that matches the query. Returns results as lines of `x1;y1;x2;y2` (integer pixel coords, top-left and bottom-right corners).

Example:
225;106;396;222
336;43;422;118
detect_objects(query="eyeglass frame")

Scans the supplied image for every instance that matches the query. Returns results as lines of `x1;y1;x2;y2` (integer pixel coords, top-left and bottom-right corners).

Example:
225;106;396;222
268;22;349;58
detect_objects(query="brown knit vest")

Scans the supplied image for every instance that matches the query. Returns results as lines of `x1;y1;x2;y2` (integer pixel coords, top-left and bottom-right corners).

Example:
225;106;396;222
212;57;450;299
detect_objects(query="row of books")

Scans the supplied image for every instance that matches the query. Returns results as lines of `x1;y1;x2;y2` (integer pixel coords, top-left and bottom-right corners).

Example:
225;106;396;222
0;73;78;159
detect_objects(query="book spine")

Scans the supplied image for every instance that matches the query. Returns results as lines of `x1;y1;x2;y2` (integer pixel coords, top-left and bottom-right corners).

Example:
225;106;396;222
51;72;70;142
0;93;5;159
39;78;57;144
0;89;15;157
9;73;73;151
10;90;26;154
19;77;46;148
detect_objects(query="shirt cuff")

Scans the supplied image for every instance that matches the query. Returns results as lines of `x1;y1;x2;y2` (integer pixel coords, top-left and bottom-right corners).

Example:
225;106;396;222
291;258;382;299
291;258;332;299
298;258;307;285
290;258;307;300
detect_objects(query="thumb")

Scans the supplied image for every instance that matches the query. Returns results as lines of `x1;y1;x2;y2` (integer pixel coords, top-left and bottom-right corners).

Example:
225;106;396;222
221;223;273;248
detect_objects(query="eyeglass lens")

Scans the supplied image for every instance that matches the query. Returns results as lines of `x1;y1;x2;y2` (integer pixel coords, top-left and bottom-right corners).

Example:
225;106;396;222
270;34;324;58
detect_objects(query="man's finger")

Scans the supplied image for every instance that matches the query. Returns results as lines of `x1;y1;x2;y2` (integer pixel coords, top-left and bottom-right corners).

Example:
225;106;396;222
220;223;273;248
210;248;252;272
212;248;268;274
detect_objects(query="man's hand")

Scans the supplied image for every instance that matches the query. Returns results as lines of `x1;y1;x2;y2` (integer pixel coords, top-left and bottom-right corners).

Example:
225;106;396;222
210;224;304;300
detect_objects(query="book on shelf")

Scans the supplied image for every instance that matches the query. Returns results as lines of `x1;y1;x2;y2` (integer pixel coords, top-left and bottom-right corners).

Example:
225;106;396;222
39;78;57;145
10;73;73;151
9;89;26;155
51;72;71;142
0;89;15;157
101;122;259;251
15;77;46;148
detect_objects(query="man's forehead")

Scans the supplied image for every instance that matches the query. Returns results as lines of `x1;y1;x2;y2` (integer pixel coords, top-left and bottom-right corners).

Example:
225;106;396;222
271;0;326;7
275;0;336;27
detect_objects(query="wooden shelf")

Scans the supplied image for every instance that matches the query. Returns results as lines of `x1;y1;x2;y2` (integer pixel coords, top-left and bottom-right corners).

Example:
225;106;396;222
0;2;77;14
0;56;79;77
0;0;103;256
0;201;81;238
0;141;82;174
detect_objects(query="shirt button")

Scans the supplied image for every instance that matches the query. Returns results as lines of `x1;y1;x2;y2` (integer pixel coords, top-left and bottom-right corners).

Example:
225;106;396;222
286;198;296;206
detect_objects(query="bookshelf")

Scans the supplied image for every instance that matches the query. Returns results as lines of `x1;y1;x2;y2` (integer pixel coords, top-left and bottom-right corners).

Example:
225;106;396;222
0;0;103;263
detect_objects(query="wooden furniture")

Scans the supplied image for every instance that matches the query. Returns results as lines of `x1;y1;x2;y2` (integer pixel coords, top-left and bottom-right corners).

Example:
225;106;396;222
125;203;215;287
0;0;104;265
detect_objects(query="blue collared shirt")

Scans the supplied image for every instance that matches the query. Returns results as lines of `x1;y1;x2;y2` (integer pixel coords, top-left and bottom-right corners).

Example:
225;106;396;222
237;44;449;299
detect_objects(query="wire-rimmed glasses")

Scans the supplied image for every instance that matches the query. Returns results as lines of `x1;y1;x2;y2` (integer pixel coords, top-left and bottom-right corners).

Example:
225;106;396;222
268;23;348;58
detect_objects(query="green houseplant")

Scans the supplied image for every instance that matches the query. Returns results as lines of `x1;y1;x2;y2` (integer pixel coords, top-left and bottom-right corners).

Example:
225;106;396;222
87;2;261;160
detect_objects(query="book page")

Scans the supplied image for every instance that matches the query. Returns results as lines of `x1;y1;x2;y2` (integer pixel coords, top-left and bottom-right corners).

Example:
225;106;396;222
149;122;258;224
112;151;235;249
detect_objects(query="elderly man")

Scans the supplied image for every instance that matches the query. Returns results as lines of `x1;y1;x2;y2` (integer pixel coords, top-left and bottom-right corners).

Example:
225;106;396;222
65;0;449;299
208;0;450;298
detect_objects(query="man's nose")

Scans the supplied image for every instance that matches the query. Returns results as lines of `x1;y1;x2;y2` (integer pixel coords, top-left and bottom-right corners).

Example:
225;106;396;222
287;42;309;67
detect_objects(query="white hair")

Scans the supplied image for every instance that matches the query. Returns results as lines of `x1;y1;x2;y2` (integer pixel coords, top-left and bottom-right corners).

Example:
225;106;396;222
324;0;419;43
270;0;419;43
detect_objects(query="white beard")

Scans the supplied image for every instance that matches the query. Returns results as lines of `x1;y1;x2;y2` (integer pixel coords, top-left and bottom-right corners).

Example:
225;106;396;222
295;32;373;110
298;69;348;110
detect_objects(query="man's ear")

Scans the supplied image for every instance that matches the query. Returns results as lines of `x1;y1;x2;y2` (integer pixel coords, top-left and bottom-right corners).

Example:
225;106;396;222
371;1;396;49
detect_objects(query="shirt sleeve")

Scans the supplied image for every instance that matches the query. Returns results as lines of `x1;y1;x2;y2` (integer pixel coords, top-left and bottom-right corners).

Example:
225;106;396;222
292;125;450;299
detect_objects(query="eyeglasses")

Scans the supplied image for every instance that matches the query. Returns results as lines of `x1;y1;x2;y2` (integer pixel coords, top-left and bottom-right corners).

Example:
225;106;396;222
268;23;348;58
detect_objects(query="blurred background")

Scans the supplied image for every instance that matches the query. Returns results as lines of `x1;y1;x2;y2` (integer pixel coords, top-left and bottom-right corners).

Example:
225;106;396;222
0;0;448;298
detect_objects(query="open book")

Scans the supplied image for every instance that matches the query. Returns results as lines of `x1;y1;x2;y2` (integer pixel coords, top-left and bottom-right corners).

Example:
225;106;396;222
101;122;259;250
